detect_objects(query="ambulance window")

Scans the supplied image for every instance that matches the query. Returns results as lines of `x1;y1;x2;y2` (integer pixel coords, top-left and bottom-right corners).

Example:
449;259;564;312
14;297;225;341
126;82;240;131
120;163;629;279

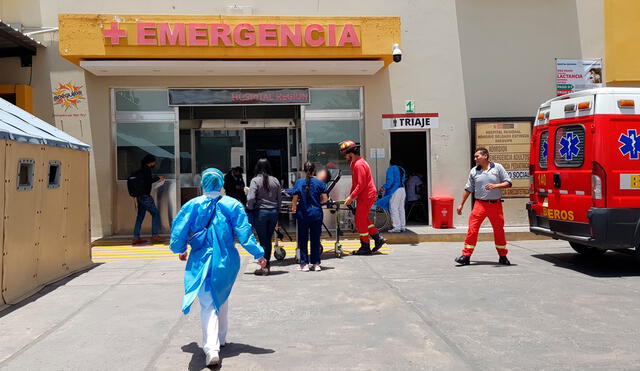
539;131;548;169
554;125;585;168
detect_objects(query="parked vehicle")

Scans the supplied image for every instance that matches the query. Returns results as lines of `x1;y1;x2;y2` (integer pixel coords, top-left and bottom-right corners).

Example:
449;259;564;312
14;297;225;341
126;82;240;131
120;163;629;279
527;88;640;257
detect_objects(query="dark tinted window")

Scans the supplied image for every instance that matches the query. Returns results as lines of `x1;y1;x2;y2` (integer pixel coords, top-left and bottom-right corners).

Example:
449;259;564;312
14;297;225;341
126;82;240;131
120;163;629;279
554;125;585;168
539;131;548;169
48;161;61;189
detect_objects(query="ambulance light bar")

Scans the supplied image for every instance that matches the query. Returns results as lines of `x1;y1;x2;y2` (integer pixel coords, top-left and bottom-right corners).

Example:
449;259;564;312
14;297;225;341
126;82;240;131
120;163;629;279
618;99;635;108
578;102;591;110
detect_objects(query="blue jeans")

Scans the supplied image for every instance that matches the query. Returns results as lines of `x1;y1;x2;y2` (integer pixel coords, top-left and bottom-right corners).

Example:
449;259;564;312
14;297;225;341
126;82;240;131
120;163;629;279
133;195;160;238
253;208;278;267
297;218;322;265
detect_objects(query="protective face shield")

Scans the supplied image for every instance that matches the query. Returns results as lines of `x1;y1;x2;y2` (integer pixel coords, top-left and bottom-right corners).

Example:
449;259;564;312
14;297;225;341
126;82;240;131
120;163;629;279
201;168;224;192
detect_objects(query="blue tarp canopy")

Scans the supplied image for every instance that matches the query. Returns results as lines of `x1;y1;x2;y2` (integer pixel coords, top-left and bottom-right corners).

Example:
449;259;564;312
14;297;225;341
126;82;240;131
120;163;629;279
0;98;90;151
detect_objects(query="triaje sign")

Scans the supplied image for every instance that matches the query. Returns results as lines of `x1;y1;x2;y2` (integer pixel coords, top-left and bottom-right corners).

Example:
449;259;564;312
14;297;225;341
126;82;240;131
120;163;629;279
103;21;361;47
382;113;439;130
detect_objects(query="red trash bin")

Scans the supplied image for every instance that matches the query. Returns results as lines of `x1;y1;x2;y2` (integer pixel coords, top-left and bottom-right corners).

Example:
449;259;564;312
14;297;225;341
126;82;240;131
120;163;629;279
429;196;454;229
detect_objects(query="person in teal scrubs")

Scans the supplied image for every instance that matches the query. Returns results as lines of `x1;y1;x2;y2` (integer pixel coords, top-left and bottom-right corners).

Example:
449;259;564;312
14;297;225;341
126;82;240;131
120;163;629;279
290;162;328;271
170;168;266;367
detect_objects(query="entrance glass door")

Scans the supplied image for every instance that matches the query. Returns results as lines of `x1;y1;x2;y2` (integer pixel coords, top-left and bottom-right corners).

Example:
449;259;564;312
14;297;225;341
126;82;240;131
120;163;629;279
246;129;289;187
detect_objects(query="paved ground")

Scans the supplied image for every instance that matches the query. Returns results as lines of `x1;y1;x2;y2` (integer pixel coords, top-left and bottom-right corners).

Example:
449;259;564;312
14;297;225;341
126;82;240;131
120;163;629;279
2;239;640;370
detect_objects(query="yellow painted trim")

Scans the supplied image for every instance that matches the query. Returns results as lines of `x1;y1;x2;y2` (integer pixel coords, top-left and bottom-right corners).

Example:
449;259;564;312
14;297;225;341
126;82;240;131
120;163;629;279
58;14;400;66
0;85;32;113
605;0;640;84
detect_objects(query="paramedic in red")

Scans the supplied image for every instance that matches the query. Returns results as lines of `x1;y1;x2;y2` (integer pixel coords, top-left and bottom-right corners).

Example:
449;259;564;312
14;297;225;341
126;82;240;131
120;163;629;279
455;147;512;266
339;140;387;255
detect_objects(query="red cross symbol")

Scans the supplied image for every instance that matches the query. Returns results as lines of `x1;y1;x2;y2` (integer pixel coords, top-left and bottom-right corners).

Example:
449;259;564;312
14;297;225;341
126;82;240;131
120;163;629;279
103;22;127;45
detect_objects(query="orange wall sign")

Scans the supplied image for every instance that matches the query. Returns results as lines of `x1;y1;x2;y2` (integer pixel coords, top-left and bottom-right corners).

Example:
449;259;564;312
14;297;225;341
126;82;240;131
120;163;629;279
103;22;361;47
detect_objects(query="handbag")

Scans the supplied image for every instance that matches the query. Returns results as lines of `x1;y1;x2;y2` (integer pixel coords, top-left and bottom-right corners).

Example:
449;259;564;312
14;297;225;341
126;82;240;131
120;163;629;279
188;196;222;251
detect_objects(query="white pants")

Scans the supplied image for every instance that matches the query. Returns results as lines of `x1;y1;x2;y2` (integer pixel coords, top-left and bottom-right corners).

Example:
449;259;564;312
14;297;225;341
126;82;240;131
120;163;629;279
390;187;406;230
198;285;229;354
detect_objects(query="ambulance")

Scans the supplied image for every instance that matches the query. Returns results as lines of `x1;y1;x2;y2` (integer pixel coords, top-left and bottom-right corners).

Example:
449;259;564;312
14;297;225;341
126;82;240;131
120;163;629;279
527;88;640;257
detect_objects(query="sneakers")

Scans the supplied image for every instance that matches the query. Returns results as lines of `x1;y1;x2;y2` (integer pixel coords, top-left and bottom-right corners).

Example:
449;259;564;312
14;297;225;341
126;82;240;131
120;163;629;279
498;256;511;265
311;264;322;271
254;267;270;276
388;228;402;233
371;234;387;253
205;351;220;366
455;255;471;265
300;264;310;272
131;238;147;245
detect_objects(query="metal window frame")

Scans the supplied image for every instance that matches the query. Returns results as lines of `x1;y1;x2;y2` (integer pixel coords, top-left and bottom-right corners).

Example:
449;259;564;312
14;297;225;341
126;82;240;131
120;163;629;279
47;160;62;189
17;158;35;191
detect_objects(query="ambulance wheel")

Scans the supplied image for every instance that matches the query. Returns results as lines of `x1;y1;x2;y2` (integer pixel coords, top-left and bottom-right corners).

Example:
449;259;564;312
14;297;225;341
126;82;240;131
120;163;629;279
569;242;606;257
320;244;324;255
274;246;286;261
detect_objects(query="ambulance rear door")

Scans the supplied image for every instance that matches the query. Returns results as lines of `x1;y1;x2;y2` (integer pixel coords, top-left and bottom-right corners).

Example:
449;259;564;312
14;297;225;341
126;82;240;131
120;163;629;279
545;95;595;236
593;92;640;209
529;106;551;223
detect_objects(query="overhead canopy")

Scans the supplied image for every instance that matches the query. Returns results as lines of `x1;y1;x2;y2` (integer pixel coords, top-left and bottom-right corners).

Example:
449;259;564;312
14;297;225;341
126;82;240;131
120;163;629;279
0;21;43;66
0;98;90;151
58;14;401;71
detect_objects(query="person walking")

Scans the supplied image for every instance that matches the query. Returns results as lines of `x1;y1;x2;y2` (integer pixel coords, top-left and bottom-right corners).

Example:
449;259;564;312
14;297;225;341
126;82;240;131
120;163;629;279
224;166;247;206
375;158;407;232
455;147;512;266
247;159;282;275
170;168;266;367
290;162;329;272
131;154;165;245
339;140;386;255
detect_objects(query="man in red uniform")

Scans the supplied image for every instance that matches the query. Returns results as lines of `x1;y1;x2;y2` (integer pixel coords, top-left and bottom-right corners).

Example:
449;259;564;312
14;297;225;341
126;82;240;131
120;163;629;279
455;147;512;266
339;140;387;255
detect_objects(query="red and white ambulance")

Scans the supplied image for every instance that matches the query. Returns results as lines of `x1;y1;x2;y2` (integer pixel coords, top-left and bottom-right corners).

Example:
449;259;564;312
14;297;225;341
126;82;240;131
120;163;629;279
528;88;640;256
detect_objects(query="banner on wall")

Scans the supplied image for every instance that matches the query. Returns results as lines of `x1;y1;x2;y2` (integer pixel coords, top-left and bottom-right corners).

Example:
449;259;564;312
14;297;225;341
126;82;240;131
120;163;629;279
472;119;533;198
50;70;89;141
556;58;602;96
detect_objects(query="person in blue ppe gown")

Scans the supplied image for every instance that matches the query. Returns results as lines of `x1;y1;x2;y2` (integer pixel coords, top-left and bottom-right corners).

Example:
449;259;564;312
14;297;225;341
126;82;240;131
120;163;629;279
375;158;407;232
170;168;266;367
290;162;328;272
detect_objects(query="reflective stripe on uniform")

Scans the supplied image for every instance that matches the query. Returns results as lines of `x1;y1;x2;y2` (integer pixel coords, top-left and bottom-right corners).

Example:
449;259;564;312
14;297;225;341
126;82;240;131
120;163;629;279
368;224;375;229
360;232;369;236
495;245;507;249
464;244;475;249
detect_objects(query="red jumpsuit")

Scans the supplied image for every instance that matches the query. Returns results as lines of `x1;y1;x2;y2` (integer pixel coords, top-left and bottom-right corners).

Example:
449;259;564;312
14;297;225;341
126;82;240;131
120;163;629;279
349;157;379;243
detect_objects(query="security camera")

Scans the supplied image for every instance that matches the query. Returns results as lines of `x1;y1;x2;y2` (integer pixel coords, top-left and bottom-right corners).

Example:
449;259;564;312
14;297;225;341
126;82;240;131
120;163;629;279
392;43;402;63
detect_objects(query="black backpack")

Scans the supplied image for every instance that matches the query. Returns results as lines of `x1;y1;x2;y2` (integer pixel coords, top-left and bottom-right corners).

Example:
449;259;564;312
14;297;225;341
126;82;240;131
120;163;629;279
127;170;145;197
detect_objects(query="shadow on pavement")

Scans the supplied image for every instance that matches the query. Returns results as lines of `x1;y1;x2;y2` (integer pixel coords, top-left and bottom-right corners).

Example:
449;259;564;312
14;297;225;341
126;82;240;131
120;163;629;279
182;341;275;370
455;261;519;267
531;250;640;277
0;263;103;319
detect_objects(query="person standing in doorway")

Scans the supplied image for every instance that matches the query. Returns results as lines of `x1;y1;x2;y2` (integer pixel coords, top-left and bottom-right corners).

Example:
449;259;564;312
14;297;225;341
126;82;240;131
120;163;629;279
170;168;266;367
339;140;386;255
376;158;407;232
455;147;512;266
224;166;247;206
132;154;166;245
290;162;328;272
247;159;282;275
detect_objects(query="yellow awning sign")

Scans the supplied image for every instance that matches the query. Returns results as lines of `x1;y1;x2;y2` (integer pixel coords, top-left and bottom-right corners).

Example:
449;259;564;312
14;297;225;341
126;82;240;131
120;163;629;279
59;14;401;65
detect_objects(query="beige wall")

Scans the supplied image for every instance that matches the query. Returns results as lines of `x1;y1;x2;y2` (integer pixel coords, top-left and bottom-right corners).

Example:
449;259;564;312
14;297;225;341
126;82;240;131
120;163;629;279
455;0;604;225
0;0;605;235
